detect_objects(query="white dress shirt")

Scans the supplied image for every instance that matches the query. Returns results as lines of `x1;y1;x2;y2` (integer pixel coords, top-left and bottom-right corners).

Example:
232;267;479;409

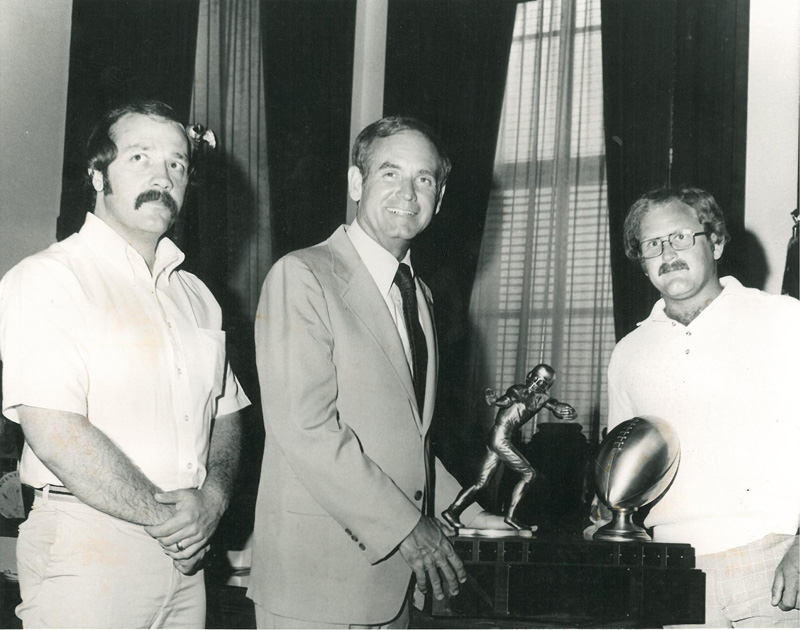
345;219;420;376
0;212;250;492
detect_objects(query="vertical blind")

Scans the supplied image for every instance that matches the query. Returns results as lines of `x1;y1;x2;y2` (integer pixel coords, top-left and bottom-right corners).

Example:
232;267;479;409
468;0;614;442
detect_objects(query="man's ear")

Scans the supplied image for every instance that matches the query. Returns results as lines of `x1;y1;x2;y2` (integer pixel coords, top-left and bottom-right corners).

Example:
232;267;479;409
435;184;447;214
347;166;363;203
711;234;725;261
89;169;104;193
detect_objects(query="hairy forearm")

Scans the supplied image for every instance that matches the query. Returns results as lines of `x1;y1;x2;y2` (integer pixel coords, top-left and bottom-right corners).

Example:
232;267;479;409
18;406;173;526
201;411;243;512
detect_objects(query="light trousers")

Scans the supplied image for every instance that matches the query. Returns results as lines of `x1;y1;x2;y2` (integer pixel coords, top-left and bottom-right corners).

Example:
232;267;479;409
254;600;409;629
673;533;800;628
16;489;205;628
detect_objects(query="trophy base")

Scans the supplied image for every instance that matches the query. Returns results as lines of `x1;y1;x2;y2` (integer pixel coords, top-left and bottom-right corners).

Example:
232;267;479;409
430;535;705;626
455;527;535;539
593;508;651;542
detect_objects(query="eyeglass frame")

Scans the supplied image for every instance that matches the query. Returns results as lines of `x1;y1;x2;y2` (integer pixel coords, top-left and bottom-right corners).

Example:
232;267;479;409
638;229;709;259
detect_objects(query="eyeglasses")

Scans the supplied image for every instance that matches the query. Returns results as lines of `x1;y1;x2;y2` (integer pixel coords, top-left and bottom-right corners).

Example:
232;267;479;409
639;229;709;259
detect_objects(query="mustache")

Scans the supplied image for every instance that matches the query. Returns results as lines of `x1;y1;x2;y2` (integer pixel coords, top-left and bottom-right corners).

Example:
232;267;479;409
134;189;179;218
658;260;689;276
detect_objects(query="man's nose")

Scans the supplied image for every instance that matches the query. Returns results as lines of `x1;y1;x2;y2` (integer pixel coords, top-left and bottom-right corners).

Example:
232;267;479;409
149;162;174;190
397;176;416;200
661;239;678;260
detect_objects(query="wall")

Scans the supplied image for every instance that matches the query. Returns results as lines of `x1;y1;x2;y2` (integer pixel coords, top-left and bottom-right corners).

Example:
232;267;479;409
744;0;799;294
0;0;72;277
0;0;72;573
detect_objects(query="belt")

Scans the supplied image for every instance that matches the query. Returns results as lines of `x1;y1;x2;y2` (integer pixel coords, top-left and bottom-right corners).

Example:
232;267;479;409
34;485;81;503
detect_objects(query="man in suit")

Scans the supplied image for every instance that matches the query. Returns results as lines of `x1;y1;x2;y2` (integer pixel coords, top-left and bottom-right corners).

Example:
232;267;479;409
248;116;503;628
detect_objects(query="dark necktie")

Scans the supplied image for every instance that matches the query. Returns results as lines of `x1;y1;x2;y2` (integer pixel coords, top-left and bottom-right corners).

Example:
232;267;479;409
394;263;427;413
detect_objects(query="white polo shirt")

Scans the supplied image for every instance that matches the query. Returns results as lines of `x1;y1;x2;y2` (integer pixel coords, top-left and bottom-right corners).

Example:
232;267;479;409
0;212;250;492
608;277;800;555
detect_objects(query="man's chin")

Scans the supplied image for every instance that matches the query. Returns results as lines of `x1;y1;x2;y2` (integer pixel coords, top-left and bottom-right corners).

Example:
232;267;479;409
661;281;698;301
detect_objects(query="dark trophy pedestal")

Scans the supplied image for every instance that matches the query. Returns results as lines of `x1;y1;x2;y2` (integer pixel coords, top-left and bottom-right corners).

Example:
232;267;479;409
427;535;705;628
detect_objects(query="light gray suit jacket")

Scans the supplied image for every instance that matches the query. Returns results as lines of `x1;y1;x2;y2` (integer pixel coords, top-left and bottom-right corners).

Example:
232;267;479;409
247;226;480;624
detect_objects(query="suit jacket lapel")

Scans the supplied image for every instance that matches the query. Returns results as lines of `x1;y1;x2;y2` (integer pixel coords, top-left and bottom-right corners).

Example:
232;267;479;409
328;228;420;427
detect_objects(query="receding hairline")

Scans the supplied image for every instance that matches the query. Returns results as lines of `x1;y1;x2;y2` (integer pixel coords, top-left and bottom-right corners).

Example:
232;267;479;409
108;112;190;151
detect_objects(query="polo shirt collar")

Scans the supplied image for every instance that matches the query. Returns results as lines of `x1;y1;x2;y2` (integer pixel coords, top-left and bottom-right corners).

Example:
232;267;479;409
642;276;744;325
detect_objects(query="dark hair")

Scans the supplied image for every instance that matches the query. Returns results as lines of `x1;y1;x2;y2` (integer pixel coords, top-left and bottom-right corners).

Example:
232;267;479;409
86;100;190;183
351;116;451;195
623;186;731;262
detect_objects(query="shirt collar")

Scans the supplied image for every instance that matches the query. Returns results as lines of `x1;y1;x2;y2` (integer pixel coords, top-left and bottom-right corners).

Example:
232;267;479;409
79;212;185;281
642;276;744;325
346;219;414;297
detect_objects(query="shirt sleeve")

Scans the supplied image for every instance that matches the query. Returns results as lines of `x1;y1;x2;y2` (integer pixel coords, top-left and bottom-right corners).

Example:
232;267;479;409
216;361;251;417
0;257;93;421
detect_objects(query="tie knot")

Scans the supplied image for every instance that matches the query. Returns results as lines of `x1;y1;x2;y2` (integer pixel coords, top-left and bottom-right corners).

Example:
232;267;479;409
394;263;415;293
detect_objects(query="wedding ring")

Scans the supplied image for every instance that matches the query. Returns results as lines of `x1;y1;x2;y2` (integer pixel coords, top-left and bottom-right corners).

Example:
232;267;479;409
176;541;185;552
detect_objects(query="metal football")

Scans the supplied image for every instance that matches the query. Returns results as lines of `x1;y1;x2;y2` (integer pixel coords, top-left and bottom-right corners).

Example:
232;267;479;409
593;416;680;541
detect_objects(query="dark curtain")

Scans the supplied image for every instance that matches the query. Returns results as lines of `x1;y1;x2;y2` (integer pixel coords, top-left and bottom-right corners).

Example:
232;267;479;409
383;0;518;485
262;0;356;260
602;0;749;340
58;0;200;241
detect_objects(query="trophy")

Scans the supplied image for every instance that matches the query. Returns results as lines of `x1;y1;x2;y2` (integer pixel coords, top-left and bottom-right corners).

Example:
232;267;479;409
441;364;576;537
593;416;680;542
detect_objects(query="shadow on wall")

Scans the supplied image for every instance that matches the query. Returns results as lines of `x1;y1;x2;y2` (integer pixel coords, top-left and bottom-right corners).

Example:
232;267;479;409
721;227;769;290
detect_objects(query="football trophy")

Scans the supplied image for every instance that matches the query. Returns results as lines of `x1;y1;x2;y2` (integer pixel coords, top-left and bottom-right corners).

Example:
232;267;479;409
442;364;576;536
593;416;680;542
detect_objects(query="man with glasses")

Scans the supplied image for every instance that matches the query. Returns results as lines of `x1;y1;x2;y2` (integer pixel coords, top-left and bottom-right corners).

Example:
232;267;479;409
603;187;800;626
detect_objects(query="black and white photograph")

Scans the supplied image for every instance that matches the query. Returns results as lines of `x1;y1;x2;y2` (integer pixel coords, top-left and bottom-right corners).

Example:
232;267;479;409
0;0;798;628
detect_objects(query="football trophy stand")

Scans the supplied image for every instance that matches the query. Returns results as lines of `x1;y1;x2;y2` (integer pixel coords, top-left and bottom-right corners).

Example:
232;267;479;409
433;376;705;628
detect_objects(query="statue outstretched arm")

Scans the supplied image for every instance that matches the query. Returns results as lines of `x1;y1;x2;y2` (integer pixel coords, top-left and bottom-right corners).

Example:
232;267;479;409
543;397;577;420
486;384;528;408
485;388;514;408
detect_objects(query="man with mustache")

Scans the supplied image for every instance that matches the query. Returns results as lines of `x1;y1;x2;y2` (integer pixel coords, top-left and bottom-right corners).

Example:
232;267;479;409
0;99;250;627
248;116;504;628
604;187;800;626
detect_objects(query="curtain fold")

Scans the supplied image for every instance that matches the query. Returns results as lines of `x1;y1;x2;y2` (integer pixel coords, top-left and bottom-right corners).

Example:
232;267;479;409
467;0;614;445
183;0;270;391
177;0;270;557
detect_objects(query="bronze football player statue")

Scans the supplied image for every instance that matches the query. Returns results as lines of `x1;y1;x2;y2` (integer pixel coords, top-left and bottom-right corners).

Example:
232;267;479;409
442;364;576;530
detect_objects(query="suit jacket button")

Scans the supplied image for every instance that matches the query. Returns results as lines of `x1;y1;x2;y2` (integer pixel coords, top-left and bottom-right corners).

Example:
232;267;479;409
414;490;423;501
359;543;366;551
345;528;352;535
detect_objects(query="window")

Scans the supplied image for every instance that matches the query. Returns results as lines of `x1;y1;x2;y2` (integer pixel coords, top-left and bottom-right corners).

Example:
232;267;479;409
469;0;614;441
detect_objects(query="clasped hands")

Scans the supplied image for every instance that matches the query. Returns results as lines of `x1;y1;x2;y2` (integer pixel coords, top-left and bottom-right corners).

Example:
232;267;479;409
144;486;227;575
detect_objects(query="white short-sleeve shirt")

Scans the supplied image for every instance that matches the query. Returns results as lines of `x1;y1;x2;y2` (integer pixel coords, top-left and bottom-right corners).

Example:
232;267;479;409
0;212;250;491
